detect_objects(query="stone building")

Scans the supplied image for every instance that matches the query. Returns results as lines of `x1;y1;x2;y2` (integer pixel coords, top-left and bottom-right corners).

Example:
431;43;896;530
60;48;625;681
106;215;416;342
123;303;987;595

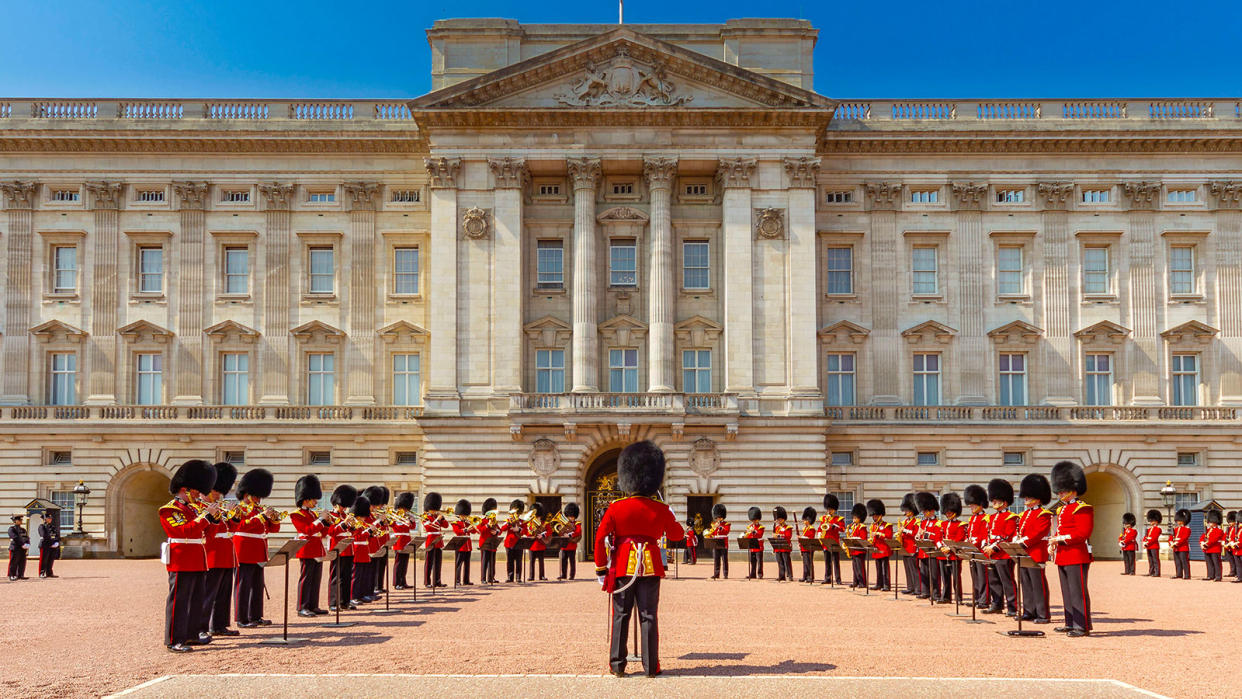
1;18;1239;558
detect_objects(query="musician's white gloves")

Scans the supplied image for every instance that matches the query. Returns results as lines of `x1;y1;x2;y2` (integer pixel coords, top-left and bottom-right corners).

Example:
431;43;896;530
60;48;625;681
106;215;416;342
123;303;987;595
597;575;607;588
668;504;677;522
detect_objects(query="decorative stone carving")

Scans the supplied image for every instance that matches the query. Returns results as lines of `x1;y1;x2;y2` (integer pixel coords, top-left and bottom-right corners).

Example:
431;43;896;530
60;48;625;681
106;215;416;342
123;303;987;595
1160;320;1218;346
642;157;678;189
523;315;572;348
754;207;785;240
1122;181;1161;210
0;181;37;209
596;206;649;223
172;181;209;210
987;320;1043;346
487;157;528;189
863;182;902;211
259;182;295;210
461;206;489;239
528;438;560;477
1209;181;1242;208
715;157;756;189
290;320;345;345
85;181;124;209
689;436;720;477
818;320;870;346
1036;182;1075;210
203;319;259;344
555;46;691;107
343;181;381;210
598;315;648;347
1073;320;1130;346
901;320;957;345
424;157;461;189
566;157;602;190
378;320;429;346
29;319;87;344
117;319;173;345
951;182;989;210
783;157;821;189
670;422;685;441
674;316;723;347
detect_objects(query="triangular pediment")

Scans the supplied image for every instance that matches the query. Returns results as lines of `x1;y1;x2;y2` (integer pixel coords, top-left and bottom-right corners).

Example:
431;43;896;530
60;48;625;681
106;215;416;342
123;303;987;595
674;315;723;346
1161;320;1217;345
290;320;345;344
409;29;834;126
1074;320;1130;344
818;320;870;345
598;314;649;346
117;319;173;343
378;320;429;345
987;320;1043;345
524;315;572;347
30;320;87;343
204;319;260;343
901;320;957;344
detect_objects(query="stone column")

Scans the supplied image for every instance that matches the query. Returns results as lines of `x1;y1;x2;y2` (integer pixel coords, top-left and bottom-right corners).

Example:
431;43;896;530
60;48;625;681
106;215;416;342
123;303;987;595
489;157;528;395
84;181;124;405
784;158;821;407
1036;182;1076;405
171;182;209;405
643;157;677;393
424;157;462;413
1210;182;1242;404
951;182;989;405
258;183;295;405
568;157;602;393
864;183;901;404
1124;182;1163;405
0;181;37;404
344;182;380;405
718;158;756;395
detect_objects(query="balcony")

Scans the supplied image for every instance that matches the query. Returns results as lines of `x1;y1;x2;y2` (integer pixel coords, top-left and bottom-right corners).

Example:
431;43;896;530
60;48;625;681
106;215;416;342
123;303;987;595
830;99;1238;126
508;393;739;416
2;405;424;421
824;405;1239;423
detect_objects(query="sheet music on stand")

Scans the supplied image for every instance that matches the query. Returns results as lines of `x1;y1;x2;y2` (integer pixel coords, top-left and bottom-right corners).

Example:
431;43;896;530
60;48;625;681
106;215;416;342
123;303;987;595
880;537;905;601
768;537;793;553
944;540;994;625
260;538;308;645
997;541;1044;637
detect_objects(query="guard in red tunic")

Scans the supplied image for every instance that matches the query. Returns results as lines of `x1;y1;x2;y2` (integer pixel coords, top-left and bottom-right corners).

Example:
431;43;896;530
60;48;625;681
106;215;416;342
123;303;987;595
391;492;415;589
593;440;685;677
422;492;448;588
1118;512;1139;575
743;507;765;580
1200;509;1225;582
896;493;919;594
290;475;331;616
232;468;279;627
451;499;474;586
982;479;1019;615
798;506;817;583
705;504;730;579
844;504;868;588
526;502;549;581
326;485;358;611
557;502;583;580
1170;508;1192;580
349;495;373;604
1142;509;1163;577
363;486;391;597
500;500;524;583
865;500;892;591
1016;474;1053;624
818;494;844;585
159;459;217;652
1226;511;1241;582
1049;461;1093;636
772;507;794;581
197;462;239;642
913;491;940;599
963;485;990;606
938;493;967;604
684;516;698;565
476;498;500;584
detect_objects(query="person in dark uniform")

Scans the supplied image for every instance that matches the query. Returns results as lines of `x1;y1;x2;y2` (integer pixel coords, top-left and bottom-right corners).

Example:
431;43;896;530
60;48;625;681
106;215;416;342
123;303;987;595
982;478;1019;615
594;440;685;677
743;506;765;580
558;502;582;580
326;484;358;611
451;498;474;586
1200;509;1225;582
362;485;391;597
896;493;919;594
1142;509;1163;577
37;513;61;578
1048;461;1093;637
290;475;331;616
798;506;817;583
8;514;30;580
866;499;892;591
772;506;794;582
1118;512;1138;575
914;491;941;599
199;462;239;641
500;499;525;583
476;498;500;584
818;494;844;585
526;501;548;581
706;503;730;579
422;492;447;588
963;485;991;607
391;492;416;589
1170;508;1192;579
160;460;218;652
232;468;279;627
938;493;966;604
1015;474;1053;624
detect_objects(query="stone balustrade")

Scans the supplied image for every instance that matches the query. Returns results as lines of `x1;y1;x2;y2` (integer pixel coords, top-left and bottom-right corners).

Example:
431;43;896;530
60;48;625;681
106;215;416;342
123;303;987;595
831;98;1239;123
825;405;1239;422
0;99;417;123
508;392;739;415
2;404;424;421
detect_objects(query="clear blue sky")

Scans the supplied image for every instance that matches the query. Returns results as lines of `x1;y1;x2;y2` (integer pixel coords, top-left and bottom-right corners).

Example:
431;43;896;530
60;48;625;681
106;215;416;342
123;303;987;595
3;0;1240;99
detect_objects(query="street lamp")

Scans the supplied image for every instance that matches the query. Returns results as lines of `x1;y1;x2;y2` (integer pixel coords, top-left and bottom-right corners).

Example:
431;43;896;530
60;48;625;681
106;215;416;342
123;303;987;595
72;480;91;536
1160;480;1177;532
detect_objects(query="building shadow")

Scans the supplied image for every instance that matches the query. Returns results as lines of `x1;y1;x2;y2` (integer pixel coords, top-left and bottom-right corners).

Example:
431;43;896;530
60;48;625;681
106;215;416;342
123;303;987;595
667;660;837;676
677;652;748;661
1093;628;1204;638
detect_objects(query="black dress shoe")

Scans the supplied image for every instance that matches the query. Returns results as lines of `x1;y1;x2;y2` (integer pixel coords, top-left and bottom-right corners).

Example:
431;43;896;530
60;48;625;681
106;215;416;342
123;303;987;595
197;632;213;643
463;582;474;586
1054;626;1073;633
298;610;317;617
610;669;625;678
1018;614;1035;621
312;609;329;615
46;574;58;578
350;599;365;606
1067;629;1089;637
238;621;260;628
1032;618;1051;624
212;628;241;636
328;605;340;612
256;619;273;626
393;585;407;590
167;643;193;653
646;669;663;678
981;607;1002;614
184;638;209;646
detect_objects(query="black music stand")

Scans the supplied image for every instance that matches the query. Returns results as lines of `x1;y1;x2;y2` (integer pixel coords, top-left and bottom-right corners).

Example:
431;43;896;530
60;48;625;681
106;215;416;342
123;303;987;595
939;540;973;618
953;542;995;625
820;539;849;589
371;546;401;614
768;537;793;583
664;539;685;579
320;538;355;628
441;536;469;589
841;536;870;595
914;540;941;605
703;538;726;581
259;538;308;645
736;537;759;580
881;537;905;600
798;537;823;585
997;542;1044;637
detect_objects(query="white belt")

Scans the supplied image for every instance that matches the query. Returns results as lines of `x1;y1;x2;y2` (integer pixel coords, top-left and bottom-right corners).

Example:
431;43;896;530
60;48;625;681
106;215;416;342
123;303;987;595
234;532;268;540
167;538;205;545
214;533;233;539
294;534;322;541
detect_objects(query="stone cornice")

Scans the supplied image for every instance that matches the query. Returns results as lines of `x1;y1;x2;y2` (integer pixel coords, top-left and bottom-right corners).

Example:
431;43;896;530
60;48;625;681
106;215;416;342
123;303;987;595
84;181;123;210
343;181;381;211
0;180;38;209
820;136;1242;155
0;135;423;154
642;157;678;190
172;181;210;210
782;156;821;189
424;157;462;189
567;157;603;191
715;157;756;189
487;157;529;189
412;109;828;129
259;183;295;210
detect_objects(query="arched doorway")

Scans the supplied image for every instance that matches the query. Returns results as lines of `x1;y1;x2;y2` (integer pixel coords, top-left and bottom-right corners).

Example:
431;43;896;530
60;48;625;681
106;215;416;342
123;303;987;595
584;448;623;557
1084;469;1130;560
113;468;171;558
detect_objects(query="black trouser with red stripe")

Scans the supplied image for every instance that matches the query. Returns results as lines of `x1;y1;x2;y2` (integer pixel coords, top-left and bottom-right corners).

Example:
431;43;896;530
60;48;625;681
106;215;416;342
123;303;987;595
1121;550;1136;575
904;555;919;593
351;560;373;600
455;550;471;585
970;560;990;604
393;551;410;587
7;549;26;578
775;550;792;581
610;576;661;676
822;551;841;584
480;548;497;582
527;550;545;580
1019;564;1050;620
1057;562;1091;631
943;559;962;603
373;555;388;594
935;559;952;599
234;562;265;623
1145;548;1160;576
747;551;764;579
1205;552;1222;581
712;548;728;578
166;570;206;646
329;556;352;607
38;547;56;576
988;558;1017;612
873;557;890;590
799;551;814;581
297;558;322;611
199;566;233;634
425;548;443;586
505;547;521;581
559;549;577;579
1173;550;1190;579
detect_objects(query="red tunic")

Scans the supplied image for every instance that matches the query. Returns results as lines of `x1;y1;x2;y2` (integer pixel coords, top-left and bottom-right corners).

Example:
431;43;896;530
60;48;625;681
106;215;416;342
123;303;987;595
817;514;844;543
1016;507;1053;563
351;522;372;563
967;512;990;549
451;520;474;552
476;518;499;550
290;507;328;559
423;513;447;549
1052;500;1094;566
527;520;548;552
915;517;941;559
705;520;731;549
940;517;966;559
327;508;353;552
844;522;867;557
563;521;582;551
232;504;280;565
986;510;1020;560
898;515;919;555
1142;524;1162;551
159;497;209;572
204;512;238;569
592;496;684;583
1118;527;1138;552
743;522;765;552
684;526;698;551
391;518;412;553
1170;524;1191;552
1200;525;1225;554
798;523;816;552
868;521;893;558
499;516;521;548
773;522;794;551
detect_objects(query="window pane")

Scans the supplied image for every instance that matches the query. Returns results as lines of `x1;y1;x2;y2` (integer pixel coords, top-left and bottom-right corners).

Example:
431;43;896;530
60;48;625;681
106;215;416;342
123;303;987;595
139;248;163;292
610;242;637;286
394;248;419;294
224;248;249;294
826;247;853;294
136;353;162;405
392;353;421;406
310;248;334;293
54;246;78;292
683;242;710;290
537;241;564;286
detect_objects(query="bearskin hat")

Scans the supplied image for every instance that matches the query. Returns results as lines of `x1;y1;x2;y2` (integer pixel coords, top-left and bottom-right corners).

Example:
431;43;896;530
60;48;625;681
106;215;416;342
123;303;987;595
915;491;939;513
850;503;868;522
563;502;580;519
1050;460;1087;496
509;499;525;514
236;468;274;500
531;502;545;519
169;459;216;495
424;491;443;512
747;506;762;521
1207;509;1223;525
362;486;385;508
987;478;1015;506
331;484;358;508
900;492;918;515
295;475;323;505
866;499;886;517
617;440;666;496
210;462;238;496
352;495;371;518
940;492;962;516
802;506;817;523
394;492;415;511
712;503;727;519
454;499;471;516
1019;474;1052;506
1122;512;1136;526
1146;509;1162;524
823;493;840;511
963;484;988;508
1229;511;1238;524
482;497;498;515
773;506;787;520
1175;508;1191;524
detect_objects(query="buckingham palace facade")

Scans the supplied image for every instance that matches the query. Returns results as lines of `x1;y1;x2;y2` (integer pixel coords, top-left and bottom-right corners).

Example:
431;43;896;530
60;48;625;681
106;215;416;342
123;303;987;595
2;17;1240;557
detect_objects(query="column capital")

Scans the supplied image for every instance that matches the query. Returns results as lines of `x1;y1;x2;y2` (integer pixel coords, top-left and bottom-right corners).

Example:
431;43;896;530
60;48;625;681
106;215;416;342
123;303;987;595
715;157;756;189
343;181;381;211
85;181;124;210
1036;181;1075;210
424;157;462;189
259;182;296;210
1122;181;1161;211
1209;180;1242;209
566;157;602;191
950;181;988;211
642;157;678;190
782;156;821;189
863;182;902;211
172;181;210;210
0;180;38;210
488;157;529;189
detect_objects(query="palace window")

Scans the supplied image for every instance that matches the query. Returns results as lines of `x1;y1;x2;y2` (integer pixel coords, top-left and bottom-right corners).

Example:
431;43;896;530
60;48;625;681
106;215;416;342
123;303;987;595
825;190;853;204
395;452;418;466
833;491;855;514
1176;452;1199;467
825;353;856;406
306;353;335;405
537;240;564;288
1167;189;1197;203
536;349;565;393
682;241;710;290
912;246;938;296
1002;452;1026;467
1082;188;1110;203
52;245;78;294
608;349;639;393
830;452;854;467
224;451;245;467
609;239;637;287
826;246;853;295
1170;353;1199;406
912;353;940;406
996;246;1024;296
682;350;712;394
49;491;75;529
135;353;163;405
611;181;634;196
1082;246;1111;295
684;182;708;197
138;246;164;293
223;246;250;295
910;189;939;204
390;189;420;203
393;247;419;295
221;353;249;406
996;188;1025;203
50;188;80;202
1169;246;1195;296
136;189;165;203
392;353;421;406
1083;353;1113;406
998;353;1027;406
308;190;335;203
917;452;940;467
221;189;250;203
48;353;77;405
308;451;331;466
308;246;335;294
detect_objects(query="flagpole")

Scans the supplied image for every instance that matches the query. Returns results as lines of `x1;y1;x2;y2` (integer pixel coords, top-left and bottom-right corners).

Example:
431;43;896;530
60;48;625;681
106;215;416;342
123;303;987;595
619;0;624;24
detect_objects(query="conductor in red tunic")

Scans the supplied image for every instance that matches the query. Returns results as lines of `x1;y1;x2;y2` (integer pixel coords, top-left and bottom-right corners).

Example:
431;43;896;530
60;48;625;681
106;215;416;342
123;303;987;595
1049;461;1094;637
594;440;685;678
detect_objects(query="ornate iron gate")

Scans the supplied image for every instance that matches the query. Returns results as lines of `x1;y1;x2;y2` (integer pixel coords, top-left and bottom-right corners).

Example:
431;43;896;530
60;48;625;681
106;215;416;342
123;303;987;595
586;471;623;557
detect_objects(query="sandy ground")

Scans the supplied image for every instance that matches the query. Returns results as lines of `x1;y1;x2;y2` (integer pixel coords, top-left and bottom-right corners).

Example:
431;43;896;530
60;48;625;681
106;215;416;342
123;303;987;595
1;556;1236;698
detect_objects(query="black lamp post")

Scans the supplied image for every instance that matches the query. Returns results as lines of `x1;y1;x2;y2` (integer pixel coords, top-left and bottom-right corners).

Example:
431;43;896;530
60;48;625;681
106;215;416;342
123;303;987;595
72;480;91;536
1160;480;1177;535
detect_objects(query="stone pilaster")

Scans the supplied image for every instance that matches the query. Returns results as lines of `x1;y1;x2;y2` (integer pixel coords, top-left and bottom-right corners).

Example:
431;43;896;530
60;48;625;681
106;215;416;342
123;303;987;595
1212;182;1242;404
717;158;756;395
424;157;462;413
784;157;821;405
1124;182;1162;405
864;182;901;404
84;181;124;405
489;157;528;395
567;157;602;392
0;181;37;404
1037;182;1076;405
643;157;677;393
171;182;209;404
952;182;988;405
344;182;380;405
258;183;294;405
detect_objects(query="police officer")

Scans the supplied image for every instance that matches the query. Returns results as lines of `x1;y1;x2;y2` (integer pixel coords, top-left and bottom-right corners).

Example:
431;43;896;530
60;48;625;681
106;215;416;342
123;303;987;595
37;512;61;578
8;514;30;580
